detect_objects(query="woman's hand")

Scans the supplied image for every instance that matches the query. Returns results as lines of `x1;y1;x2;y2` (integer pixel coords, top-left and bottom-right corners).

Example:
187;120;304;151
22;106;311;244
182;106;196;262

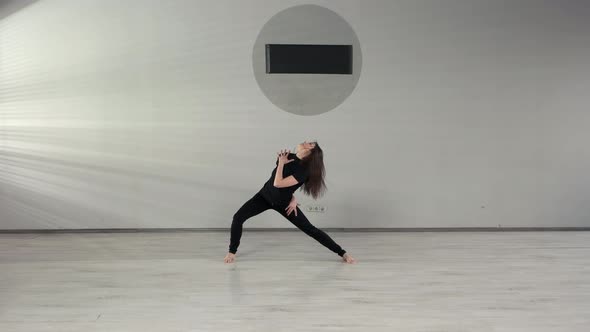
285;197;300;217
277;149;294;165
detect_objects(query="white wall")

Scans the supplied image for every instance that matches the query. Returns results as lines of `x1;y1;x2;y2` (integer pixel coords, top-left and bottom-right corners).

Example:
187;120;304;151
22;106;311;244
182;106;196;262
1;0;589;229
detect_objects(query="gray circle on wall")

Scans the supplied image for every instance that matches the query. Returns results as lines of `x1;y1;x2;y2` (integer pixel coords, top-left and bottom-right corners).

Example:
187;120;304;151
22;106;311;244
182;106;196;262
253;4;362;116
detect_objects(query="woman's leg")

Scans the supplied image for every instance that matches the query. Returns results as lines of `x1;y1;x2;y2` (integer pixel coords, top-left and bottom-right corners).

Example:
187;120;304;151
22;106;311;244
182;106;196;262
228;192;272;254
274;205;347;257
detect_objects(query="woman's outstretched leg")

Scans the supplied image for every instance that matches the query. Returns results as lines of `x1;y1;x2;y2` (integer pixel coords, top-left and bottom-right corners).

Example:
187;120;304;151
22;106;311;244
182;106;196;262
225;192;271;263
274;205;355;263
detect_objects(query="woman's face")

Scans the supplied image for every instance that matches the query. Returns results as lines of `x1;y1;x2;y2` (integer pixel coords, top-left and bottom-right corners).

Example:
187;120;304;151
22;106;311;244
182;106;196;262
297;141;316;154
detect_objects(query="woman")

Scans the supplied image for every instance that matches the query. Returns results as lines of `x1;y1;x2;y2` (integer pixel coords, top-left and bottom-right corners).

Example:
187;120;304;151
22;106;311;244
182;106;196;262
224;141;356;264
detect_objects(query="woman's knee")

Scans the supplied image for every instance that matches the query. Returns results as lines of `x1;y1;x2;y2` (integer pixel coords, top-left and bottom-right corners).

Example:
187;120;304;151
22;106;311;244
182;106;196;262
232;213;246;225
301;224;319;235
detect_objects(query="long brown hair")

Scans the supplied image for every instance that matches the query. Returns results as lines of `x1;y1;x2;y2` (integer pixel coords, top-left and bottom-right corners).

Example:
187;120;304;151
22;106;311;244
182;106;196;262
300;142;327;200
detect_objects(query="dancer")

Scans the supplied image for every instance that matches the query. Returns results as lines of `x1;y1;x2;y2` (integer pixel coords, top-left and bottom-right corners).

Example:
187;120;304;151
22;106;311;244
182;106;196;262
224;141;356;264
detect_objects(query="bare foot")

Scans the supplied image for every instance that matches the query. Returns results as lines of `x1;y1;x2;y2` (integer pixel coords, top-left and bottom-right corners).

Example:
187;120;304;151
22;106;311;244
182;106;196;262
342;253;357;264
224;252;236;263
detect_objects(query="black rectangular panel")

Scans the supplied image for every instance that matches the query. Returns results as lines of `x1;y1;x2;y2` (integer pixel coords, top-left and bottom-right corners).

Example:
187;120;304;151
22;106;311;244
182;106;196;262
265;44;352;74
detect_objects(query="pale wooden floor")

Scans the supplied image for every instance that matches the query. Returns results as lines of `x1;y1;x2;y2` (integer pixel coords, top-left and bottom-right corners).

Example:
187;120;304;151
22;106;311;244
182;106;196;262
0;231;589;332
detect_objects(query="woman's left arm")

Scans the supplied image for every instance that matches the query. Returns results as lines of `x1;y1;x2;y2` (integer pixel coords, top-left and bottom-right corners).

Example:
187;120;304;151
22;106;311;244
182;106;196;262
273;150;298;188
273;168;299;187
273;163;285;186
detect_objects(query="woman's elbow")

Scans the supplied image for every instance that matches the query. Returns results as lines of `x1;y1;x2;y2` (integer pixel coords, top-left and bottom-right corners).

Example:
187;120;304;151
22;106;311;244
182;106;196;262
273;180;290;188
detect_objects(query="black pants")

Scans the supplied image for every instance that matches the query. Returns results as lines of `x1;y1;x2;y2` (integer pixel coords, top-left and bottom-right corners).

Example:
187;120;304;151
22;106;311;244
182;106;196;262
229;192;347;257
